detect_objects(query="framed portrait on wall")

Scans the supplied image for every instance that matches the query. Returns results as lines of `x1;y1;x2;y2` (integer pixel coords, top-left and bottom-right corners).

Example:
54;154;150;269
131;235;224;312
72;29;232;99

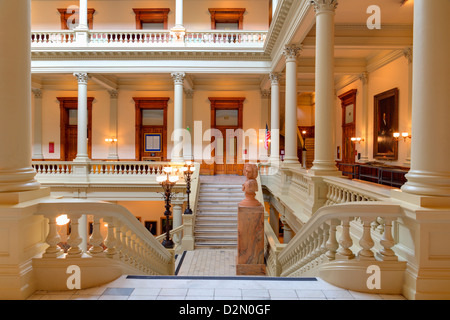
373;88;399;160
145;221;157;235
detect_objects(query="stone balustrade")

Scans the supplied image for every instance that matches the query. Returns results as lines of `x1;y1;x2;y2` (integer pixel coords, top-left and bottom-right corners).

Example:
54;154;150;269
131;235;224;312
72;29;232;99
31;30;267;48
36;199;174;276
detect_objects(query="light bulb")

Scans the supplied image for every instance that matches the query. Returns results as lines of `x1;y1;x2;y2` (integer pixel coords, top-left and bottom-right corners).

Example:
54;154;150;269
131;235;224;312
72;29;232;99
56;214;70;226
169;175;179;183
156;175;167;182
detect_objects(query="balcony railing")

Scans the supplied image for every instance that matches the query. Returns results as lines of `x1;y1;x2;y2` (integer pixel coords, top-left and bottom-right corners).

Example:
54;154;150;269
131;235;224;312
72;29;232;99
31;30;267;49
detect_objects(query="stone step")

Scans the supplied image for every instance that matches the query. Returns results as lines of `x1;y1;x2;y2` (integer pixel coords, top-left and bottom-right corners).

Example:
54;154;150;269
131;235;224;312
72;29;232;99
194;243;237;249
197;207;237;212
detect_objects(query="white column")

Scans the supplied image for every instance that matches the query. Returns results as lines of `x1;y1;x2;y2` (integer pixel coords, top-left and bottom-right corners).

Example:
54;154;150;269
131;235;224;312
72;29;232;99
402;0;450;197
282;44;301;165
403;47;413;167
0;0;40;193
32;89;44;160
359;72;369;162
172;202;183;244
184;89;194;161
171;72;185;163
77;0;88;30
310;0;339;175
175;0;184;28
74;73;89;162
107;90;119;160
269;72;281;164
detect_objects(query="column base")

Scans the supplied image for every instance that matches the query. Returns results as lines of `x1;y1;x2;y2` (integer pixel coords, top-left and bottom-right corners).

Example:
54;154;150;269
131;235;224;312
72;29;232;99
0;167;41;193
310;160;340;176
401;170;450;197
391;189;450;208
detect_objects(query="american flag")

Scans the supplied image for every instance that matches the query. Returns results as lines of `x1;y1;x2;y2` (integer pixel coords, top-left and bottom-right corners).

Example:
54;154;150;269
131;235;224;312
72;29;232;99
264;124;271;150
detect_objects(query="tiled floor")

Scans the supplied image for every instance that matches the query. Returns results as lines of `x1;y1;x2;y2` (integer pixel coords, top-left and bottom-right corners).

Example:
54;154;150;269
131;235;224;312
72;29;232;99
27;249;407;300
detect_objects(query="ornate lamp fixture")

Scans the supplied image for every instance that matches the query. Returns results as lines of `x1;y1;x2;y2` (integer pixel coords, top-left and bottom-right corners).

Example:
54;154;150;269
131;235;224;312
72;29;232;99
180;161;196;215
156;166;179;248
393;132;411;142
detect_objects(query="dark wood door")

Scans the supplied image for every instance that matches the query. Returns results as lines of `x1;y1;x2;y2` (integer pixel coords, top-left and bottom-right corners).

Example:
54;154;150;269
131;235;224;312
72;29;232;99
65;125;78;161
342;125;356;164
141;126;165;161
339;89;357;164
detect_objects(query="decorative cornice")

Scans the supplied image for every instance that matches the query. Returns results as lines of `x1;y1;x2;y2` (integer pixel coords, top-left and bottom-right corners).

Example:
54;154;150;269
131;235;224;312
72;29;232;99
282;44;302;62
359;72;369;85
74;72;89;84
171;72;186;85
269;72;283;85
311;0;338;14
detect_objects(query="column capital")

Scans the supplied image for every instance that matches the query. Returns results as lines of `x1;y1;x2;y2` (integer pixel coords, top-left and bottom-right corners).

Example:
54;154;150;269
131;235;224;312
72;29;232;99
74;72;89;85
261;89;270;99
184;89;194;98
108;90;119;99
269;72;282;85
403;47;413;64
359;72;369;85
282;44;302;62
311;0;338;14
171;72;186;85
32;88;42;98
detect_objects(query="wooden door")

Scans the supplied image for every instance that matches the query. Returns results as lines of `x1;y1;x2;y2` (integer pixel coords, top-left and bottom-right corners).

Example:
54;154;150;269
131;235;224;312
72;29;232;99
65;126;78;161
58;97;93;161
339;90;357;164
133;98;169;161
209;97;245;175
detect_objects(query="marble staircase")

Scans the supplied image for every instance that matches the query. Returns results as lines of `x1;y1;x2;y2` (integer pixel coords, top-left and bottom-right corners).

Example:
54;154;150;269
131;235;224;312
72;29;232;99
194;175;246;249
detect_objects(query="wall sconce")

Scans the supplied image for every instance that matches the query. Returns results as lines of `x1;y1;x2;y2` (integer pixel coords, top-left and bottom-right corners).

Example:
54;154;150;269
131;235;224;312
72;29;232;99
351;137;364;144
393;132;411;142
105;138;117;143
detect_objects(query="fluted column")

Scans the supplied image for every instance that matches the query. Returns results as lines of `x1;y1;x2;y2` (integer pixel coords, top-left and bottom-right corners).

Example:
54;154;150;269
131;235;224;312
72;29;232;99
171;72;185;162
282;45;301;165
74;72;89;162
0;0;40;193
32;89;44;160
269;72;281;164
107;90;119;160
402;0;450;197
310;0;339;175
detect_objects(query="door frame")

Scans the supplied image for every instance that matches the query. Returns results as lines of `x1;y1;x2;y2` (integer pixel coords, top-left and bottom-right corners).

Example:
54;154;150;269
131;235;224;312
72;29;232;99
209;97;245;175
339;89;357;164
58;97;94;161
133;97;169;161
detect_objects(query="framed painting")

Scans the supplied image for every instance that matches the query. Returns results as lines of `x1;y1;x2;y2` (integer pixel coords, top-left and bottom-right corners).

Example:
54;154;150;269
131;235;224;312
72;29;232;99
373;88;399;160
145;220;157;236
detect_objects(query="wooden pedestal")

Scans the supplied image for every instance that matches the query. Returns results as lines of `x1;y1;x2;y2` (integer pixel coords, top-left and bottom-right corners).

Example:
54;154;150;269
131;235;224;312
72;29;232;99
236;205;266;276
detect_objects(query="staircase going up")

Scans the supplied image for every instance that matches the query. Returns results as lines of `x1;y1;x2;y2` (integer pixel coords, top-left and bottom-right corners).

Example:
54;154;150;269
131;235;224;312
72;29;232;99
194;175;245;249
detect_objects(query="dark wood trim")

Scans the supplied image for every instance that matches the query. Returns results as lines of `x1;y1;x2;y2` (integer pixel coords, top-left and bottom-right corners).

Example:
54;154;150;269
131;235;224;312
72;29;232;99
57;8;95;30
57;97;94;161
133;8;170;29
208;8;245;30
339;89;357;164
133;97;169;161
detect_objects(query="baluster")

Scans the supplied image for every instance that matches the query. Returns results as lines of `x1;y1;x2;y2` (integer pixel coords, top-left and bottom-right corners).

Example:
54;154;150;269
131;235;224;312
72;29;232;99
377;217;398;261
114;221;123;260
67;214;83;258
121;226;130;262
103;217;117;258
336;217;355;259
43;216;63;258
321;223;330;255
358;217;376;260
88;217;104;255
